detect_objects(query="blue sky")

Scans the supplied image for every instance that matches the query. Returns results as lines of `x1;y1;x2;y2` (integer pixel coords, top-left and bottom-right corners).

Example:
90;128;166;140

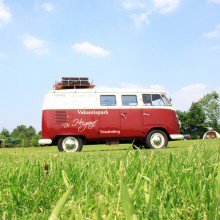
0;0;220;131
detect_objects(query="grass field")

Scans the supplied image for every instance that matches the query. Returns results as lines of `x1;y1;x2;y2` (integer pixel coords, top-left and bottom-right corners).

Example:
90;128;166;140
0;139;219;219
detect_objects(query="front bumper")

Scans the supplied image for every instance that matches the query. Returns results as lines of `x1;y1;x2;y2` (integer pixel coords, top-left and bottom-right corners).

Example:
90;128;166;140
38;139;52;145
170;134;184;140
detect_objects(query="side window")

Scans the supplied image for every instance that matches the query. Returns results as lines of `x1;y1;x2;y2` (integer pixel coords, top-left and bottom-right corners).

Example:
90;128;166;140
122;95;138;106
100;95;116;106
152;94;165;106
142;94;152;106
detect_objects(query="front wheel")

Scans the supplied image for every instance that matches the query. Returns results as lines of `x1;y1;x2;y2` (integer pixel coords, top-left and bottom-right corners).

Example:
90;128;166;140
145;130;168;149
58;136;83;152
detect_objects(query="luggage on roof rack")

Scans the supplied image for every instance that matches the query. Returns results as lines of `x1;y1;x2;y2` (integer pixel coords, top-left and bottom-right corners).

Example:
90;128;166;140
54;77;95;90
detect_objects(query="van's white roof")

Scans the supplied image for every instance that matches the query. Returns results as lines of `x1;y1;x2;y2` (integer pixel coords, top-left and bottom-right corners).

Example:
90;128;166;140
48;88;166;94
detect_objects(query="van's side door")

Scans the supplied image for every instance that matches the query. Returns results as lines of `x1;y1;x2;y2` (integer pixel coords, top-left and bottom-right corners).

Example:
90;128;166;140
142;94;155;132
142;94;167;132
120;94;144;138
98;95;121;138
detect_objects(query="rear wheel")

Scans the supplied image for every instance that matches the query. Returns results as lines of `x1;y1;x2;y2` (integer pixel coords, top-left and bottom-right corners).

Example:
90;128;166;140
58;136;83;152
145;130;168;149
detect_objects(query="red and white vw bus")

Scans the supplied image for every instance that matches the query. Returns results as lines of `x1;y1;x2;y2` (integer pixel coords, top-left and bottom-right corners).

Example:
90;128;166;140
39;78;183;152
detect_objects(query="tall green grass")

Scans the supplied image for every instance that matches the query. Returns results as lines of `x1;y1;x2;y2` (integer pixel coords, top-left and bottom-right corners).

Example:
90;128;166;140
0;139;219;219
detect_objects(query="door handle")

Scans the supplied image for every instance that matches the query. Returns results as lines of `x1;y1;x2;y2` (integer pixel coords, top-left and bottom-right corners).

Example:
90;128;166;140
121;113;126;119
143;113;150;116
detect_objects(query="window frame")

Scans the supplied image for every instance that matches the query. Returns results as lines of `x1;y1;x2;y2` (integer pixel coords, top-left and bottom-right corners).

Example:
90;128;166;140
151;94;166;106
100;95;117;106
121;95;138;106
142;94;152;106
161;94;172;106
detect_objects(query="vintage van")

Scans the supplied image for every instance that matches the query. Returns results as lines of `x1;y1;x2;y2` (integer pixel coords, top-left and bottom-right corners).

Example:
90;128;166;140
38;79;183;152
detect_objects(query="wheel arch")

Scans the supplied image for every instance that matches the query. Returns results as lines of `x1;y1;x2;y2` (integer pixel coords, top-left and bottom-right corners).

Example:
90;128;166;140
53;135;87;145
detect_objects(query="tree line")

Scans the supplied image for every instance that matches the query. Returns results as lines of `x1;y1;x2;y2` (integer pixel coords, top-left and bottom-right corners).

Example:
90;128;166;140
177;91;220;139
0;91;219;147
0;125;41;148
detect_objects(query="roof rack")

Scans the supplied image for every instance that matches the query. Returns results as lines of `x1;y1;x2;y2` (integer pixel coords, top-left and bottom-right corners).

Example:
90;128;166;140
54;77;95;90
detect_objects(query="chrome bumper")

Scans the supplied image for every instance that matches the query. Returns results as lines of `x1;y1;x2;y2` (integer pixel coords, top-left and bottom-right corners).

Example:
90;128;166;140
38;139;52;145
170;134;184;140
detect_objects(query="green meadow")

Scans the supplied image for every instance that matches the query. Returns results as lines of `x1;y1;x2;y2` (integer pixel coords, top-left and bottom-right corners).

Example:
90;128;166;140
0;139;219;219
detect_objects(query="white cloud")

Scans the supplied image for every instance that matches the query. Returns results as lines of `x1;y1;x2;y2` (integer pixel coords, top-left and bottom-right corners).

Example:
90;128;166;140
121;82;144;88
203;24;220;39
0;0;12;26
147;83;211;110
130;11;152;29
216;86;220;94
35;2;55;12
72;41;110;57
172;84;208;110
210;45;220;51
169;84;220;110
120;83;168;90
154;0;180;14
41;2;54;12
121;0;147;10
121;0;180;30
148;84;167;92
209;0;220;4
98;82;219;111
21;34;50;55
0;52;6;59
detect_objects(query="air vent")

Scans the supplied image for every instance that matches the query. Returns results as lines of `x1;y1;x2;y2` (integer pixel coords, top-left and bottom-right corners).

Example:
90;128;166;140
55;111;67;124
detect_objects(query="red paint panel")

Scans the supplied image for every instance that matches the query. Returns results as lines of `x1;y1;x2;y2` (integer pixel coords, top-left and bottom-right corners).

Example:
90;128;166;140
41;108;180;141
143;108;180;134
98;110;121;138
120;109;144;138
64;110;98;139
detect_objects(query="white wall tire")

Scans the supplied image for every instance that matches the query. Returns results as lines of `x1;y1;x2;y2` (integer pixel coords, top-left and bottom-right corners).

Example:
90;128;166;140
58;136;83;152
146;130;168;149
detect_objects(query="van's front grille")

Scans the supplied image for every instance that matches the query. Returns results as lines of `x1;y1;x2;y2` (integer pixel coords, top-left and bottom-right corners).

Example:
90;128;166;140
55;111;67;124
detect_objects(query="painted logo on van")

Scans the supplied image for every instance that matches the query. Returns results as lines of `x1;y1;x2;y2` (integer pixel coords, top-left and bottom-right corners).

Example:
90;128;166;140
62;119;98;132
77;110;109;115
100;130;120;135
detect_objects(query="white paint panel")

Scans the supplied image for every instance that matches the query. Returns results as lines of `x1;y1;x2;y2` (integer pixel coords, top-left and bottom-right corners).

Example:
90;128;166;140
42;89;175;111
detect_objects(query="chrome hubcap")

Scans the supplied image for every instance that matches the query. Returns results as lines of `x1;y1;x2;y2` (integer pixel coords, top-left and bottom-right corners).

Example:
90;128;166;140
150;133;165;149
152;136;162;145
62;137;78;152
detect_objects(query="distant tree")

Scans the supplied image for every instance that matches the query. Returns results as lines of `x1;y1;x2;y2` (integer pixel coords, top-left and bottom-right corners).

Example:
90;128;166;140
187;102;207;139
26;126;36;138
176;110;189;134
4;138;21;148
11;125;36;140
11;125;27;139
21;139;30;148
0;128;10;138
30;135;41;147
198;91;220;131
1;125;39;148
